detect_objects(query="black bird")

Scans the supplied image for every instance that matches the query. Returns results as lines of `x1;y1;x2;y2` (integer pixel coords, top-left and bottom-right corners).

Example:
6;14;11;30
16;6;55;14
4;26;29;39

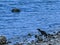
37;29;48;37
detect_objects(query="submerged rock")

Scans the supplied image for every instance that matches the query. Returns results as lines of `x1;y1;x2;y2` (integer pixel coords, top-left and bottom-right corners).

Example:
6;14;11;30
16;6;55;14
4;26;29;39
0;36;7;44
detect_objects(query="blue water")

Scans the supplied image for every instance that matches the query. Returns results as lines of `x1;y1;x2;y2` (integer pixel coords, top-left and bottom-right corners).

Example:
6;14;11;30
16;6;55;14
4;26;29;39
0;0;60;43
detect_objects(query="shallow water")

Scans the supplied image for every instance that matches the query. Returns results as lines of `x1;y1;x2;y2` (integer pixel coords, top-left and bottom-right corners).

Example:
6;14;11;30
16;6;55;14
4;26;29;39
0;0;60;43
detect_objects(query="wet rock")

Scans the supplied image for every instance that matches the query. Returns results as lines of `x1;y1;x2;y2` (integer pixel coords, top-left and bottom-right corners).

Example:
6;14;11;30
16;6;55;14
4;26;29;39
31;40;35;43
14;42;23;45
27;43;32;45
56;31;60;35
27;33;32;37
48;43;52;45
0;36;7;44
47;34;54;38
58;31;60;33
7;40;12;43
35;35;38;38
11;8;21;13
35;35;43;43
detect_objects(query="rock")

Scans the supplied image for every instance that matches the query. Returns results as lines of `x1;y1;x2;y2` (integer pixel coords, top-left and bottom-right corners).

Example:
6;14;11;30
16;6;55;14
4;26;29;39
31;40;35;44
7;40;12;43
0;36;7;44
36;36;43;43
48;43;52;45
14;42;23;45
27;33;32;37
35;35;38;38
56;31;60;35
27;43;32;45
47;34;54;38
11;8;20;13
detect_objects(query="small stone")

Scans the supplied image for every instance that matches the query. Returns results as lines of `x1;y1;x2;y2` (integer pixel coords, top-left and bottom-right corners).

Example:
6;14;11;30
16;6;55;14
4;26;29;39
47;34;54;38
36;36;43;43
0;36;7;44
58;31;60;33
52;36;55;39
31;40;35;44
11;8;20;13
7;41;12;43
28;33;32;36
35;35;38;38
56;31;60;35
48;43;52;45
14;42;23;45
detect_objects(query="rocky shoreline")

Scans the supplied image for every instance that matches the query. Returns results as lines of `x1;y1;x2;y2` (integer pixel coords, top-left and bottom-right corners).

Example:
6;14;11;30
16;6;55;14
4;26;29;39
0;31;60;45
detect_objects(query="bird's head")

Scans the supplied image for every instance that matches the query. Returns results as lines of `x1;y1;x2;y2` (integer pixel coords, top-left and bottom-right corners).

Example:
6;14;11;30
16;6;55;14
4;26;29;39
37;28;41;31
